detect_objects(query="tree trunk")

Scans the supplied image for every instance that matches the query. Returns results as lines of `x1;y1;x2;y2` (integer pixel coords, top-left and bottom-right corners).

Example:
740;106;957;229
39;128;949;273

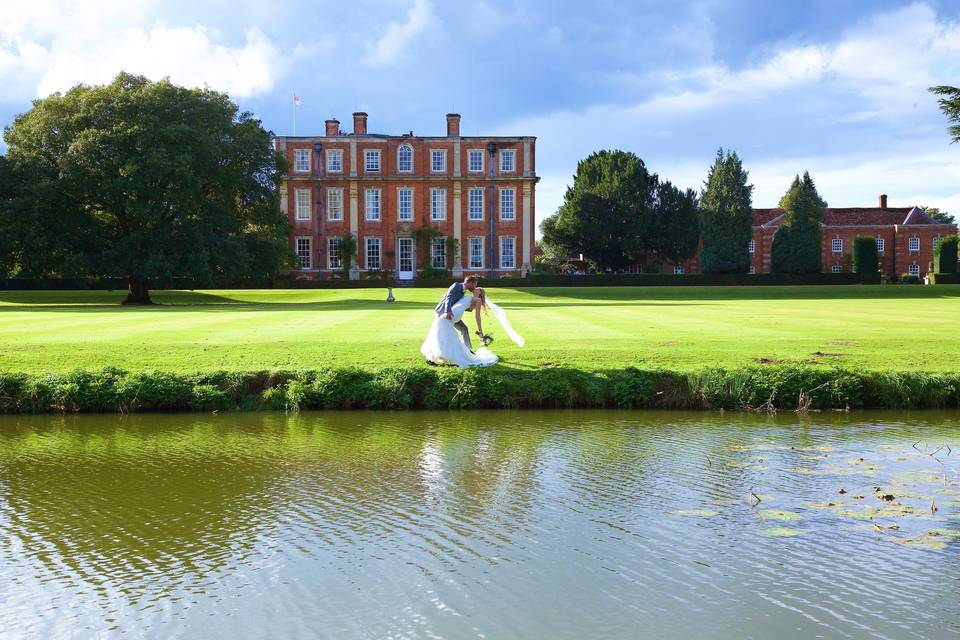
123;278;154;305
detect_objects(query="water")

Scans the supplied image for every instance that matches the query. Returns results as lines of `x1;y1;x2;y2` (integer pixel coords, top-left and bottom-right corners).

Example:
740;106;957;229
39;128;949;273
1;411;960;639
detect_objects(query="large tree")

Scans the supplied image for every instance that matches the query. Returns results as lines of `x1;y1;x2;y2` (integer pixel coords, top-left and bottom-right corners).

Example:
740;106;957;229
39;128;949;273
1;72;291;303
698;149;754;274
770;172;827;274
930;85;960;143
540;150;699;271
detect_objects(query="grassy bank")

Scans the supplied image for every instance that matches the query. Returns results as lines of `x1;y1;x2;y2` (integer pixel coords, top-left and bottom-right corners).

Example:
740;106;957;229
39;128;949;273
1;286;960;373
2;365;959;413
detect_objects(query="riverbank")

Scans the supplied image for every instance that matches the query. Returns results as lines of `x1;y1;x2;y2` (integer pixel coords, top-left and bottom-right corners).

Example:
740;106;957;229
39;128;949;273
3;365;959;413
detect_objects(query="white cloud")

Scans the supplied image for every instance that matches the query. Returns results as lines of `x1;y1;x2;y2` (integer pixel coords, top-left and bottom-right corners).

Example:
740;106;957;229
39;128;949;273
0;1;282;101
363;0;434;67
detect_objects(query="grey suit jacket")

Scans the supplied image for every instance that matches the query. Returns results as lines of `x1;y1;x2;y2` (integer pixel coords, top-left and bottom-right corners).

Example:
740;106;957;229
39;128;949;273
435;282;465;315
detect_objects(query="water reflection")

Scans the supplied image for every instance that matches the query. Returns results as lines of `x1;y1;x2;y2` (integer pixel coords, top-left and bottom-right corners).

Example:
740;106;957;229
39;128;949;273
1;411;959;638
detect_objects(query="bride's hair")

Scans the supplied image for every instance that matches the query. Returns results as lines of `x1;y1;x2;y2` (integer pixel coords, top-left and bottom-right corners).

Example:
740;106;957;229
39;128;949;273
472;286;489;313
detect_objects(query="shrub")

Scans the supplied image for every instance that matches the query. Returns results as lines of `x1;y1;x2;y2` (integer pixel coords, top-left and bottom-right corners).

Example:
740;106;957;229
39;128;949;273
900;274;922;285
852;236;879;281
934;235;958;273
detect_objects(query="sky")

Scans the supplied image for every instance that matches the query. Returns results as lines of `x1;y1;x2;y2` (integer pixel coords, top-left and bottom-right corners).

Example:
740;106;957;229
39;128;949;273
2;0;960;227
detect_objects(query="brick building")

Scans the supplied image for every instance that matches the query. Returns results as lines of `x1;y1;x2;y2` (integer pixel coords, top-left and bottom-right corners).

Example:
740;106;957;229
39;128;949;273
672;195;957;276
275;112;538;280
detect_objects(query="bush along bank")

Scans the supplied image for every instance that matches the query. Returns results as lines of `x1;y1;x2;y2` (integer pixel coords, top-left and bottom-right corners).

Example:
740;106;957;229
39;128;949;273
1;366;959;413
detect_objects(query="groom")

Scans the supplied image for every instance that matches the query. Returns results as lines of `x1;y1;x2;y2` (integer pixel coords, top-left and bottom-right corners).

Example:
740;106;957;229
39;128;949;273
435;274;479;351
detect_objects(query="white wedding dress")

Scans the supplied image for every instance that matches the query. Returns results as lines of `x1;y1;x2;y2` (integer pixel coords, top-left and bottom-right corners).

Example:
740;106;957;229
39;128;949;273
421;293;523;368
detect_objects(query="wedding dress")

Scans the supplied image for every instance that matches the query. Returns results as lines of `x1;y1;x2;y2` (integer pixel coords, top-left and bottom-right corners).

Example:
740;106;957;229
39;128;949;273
420;294;523;368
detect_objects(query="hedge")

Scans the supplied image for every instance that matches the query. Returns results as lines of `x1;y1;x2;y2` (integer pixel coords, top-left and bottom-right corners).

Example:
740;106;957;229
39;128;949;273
1;366;958;414
928;272;960;284
934;235;958;274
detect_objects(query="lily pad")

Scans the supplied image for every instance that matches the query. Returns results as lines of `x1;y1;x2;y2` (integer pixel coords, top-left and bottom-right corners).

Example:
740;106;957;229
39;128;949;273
758;527;803;537
758;509;802;522
672;509;720;518
891;534;948;551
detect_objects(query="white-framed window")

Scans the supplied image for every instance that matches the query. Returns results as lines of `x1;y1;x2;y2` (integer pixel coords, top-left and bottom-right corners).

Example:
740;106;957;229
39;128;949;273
327;237;342;270
673;264;685;275
876;236;885;253
296;236;312;270
468;188;484;220
431;150;446;173
365;150;381;172
831;237;843;253
468;149;483;173
293;149;310;173
500;188;516;220
326;149;343;173
908;262;920;275
748;239;756;254
831;264;843;273
365;188;381;221
295;189;311;221
469;237;484;269
500;149;516;172
397;188;413;222
327;188;343;221
909;236;920;252
432;237;446;268
499;236;515;269
749;265;756;274
397;144;413;173
934;235;944;251
366;237;381;269
431;188;446;221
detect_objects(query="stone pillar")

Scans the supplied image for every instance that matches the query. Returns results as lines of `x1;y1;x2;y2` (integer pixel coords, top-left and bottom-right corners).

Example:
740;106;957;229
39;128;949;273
279;183;288;215
349;139;358;177
523;140;532;177
522;182;532;276
452;181;463;277
453;141;461;178
349;181;360;280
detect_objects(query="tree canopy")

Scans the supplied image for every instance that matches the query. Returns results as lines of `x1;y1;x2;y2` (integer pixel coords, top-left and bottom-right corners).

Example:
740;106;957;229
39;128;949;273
698;149;754;274
930;85;960;143
1;72;291;303
540;150;699;272
919;205;955;225
770;172;826;274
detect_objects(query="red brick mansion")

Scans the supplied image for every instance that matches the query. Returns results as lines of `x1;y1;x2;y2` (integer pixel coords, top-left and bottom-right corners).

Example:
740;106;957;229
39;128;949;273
673;195;957;277
276;112;538;280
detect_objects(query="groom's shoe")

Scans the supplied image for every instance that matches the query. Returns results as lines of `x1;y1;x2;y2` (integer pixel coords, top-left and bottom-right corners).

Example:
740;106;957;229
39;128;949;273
426;359;438;366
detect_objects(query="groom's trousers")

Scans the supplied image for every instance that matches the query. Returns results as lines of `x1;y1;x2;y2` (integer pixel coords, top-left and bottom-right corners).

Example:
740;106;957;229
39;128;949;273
454;320;473;350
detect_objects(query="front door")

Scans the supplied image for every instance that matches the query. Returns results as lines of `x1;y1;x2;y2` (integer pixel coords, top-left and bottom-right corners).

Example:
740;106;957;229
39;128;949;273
398;237;414;280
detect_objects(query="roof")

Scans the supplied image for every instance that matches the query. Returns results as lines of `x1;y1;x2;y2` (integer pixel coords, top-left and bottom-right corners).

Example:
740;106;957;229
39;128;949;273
754;206;944;227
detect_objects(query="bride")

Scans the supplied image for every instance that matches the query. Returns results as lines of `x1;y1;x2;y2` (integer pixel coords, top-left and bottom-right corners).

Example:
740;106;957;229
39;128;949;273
420;287;523;368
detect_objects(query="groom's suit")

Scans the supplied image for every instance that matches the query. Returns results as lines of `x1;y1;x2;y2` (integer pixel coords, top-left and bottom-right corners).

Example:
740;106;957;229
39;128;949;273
435;282;473;350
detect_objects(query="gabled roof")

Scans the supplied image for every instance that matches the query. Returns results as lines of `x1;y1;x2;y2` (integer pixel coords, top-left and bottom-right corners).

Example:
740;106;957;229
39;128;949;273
901;206;937;225
753;206;944;227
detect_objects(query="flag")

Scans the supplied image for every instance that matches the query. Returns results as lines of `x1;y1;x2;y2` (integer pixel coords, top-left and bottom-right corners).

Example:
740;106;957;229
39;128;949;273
293;94;302;106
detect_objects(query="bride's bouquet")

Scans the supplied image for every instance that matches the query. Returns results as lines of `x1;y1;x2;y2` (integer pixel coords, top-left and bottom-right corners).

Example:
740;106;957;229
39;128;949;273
475;331;494;347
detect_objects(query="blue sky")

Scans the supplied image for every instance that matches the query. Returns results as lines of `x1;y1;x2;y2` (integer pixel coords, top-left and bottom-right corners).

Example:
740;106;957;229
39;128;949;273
2;0;959;226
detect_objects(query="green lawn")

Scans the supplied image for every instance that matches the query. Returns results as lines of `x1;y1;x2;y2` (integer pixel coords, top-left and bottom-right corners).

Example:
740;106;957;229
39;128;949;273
0;286;958;373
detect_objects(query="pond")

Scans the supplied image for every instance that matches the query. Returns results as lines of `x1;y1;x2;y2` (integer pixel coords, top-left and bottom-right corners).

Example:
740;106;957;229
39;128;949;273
2;410;959;639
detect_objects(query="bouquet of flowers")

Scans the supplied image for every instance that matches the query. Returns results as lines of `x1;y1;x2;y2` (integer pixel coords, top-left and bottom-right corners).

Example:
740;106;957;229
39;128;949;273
475;331;494;347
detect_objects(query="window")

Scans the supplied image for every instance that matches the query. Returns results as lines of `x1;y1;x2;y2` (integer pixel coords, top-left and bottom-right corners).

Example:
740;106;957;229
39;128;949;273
469;237;484;269
295;189;311;221
468;149;483;172
365;150;381;172
749;265;756;274
293;149;310;173
365;189;381;221
468;188;484;220
296;237;312;270
500;237;515;269
327;149;343;173
500;149;516;172
366;237;381;269
908;262;920;276
432;237;446;268
431;188;446;221
500;188;515;220
673;264;685;275
934;235;944;251
327;188;343;221
748;239;756;254
832;237;843;253
909;236;920;252
397;144;413;172
431;150;446;173
831;264;843;273
397;188;413;221
876;236;885;253
327;237;342;270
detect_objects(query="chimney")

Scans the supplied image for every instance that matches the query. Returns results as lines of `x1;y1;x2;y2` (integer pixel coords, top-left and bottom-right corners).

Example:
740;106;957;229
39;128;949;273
446;113;461;137
352;111;368;135
325;119;340;136
879;194;888;209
